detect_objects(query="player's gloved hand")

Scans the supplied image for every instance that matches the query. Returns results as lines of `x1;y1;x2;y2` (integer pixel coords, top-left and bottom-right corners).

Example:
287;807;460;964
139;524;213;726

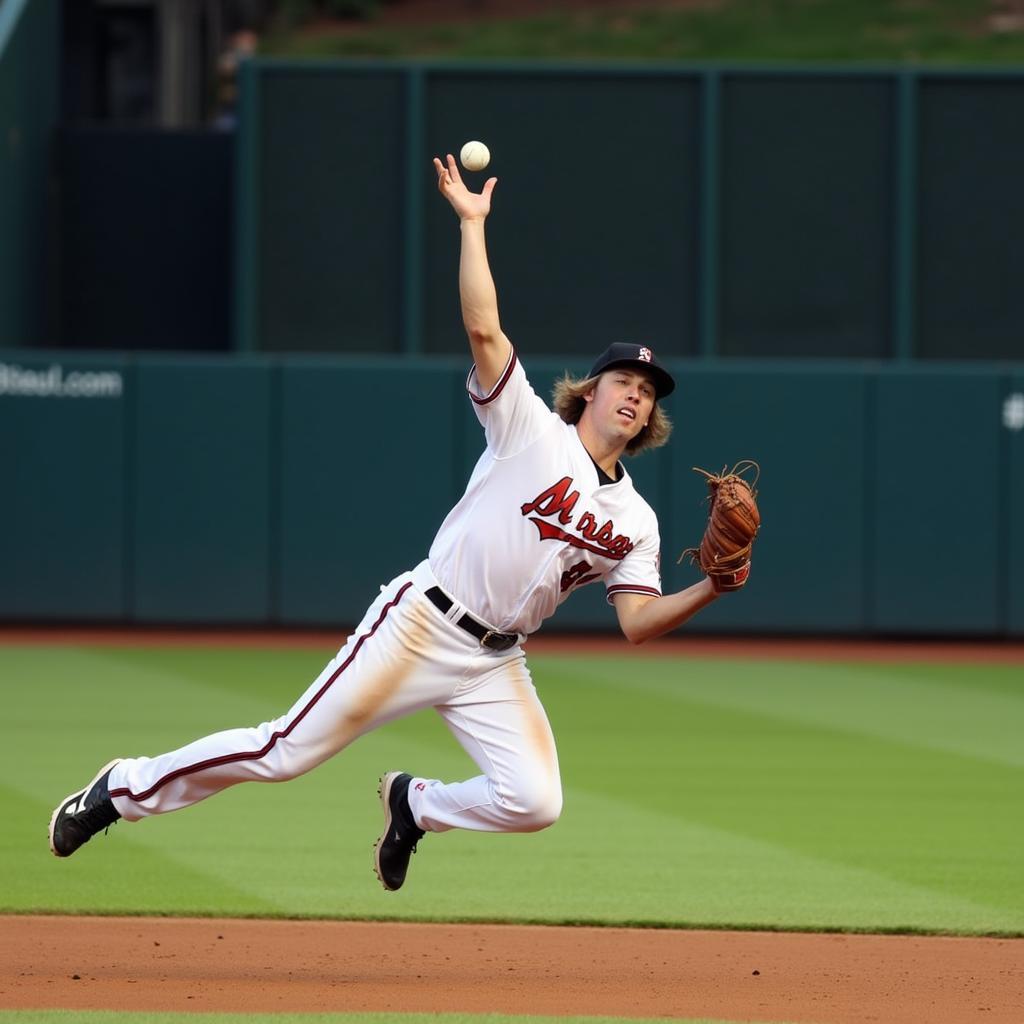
680;461;761;595
708;561;751;593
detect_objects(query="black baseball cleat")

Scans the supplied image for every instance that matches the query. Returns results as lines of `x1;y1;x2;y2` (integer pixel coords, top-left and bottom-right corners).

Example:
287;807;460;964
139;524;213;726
49;760;123;858
373;771;426;892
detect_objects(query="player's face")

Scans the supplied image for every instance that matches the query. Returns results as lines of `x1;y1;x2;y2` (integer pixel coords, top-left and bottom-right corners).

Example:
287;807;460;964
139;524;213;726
584;369;657;443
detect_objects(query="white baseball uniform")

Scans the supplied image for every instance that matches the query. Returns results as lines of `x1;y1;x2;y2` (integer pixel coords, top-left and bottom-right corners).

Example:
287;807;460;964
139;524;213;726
107;349;663;834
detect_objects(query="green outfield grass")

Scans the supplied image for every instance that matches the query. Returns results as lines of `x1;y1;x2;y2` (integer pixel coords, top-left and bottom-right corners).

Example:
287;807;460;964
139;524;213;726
3;643;1023;935
263;0;1024;64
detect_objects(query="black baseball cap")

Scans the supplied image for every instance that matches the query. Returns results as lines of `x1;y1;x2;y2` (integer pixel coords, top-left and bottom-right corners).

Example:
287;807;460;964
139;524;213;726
588;343;676;399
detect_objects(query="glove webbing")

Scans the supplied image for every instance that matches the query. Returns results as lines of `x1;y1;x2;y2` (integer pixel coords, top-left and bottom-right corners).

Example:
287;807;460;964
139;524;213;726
678;460;760;569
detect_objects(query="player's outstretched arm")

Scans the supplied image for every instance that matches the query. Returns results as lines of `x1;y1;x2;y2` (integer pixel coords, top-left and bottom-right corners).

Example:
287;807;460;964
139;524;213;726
611;580;720;645
433;154;511;393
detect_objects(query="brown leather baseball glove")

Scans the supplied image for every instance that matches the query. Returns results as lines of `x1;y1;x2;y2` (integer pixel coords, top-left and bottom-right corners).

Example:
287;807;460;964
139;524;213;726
680;460;761;593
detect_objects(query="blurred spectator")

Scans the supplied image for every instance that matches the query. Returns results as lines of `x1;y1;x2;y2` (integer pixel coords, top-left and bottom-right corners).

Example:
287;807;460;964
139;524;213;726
213;27;259;130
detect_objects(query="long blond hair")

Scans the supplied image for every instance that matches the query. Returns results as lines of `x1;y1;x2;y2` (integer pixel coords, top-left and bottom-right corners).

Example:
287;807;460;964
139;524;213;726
551;372;673;455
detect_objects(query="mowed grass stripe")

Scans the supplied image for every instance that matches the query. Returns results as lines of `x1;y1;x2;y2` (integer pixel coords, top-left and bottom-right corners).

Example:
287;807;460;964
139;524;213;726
548;655;1024;768
2;645;1022;933
855;659;1024;701
77;644;335;705
536;785;1024;932
2;782;284;917
111;774;1024;929
10;741;1020;931
541;658;1024;921
5;646;295;796
6;674;484;916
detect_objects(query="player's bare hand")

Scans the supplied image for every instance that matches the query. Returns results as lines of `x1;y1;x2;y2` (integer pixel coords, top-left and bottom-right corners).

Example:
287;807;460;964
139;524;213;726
434;154;496;222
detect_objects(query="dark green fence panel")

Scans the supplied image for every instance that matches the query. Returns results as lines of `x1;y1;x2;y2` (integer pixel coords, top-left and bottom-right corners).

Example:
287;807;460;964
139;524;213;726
870;369;1002;633
668;365;868;631
233;62;1024;366
250;66;407;353
0;354;128;618
277;360;462;625
917;78;1024;362
131;359;273;622
1008;372;1024;636
718;75;894;358
59;130;233;351
420;71;702;359
0;0;59;349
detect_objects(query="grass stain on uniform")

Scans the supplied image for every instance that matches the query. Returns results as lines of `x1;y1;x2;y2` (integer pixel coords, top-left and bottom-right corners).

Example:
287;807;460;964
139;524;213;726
335;609;428;741
510;662;562;817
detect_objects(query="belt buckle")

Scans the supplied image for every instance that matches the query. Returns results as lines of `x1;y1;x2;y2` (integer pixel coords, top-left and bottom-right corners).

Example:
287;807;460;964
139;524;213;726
481;629;516;652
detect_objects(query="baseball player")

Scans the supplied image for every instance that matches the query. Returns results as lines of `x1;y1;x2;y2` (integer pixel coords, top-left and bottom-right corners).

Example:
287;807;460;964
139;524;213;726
48;154;738;892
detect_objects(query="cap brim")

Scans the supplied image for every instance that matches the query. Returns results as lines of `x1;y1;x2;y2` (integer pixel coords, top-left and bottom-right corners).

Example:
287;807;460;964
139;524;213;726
600;359;675;399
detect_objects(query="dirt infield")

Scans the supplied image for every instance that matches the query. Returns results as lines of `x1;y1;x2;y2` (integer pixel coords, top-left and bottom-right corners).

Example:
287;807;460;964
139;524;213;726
2;916;1022;1023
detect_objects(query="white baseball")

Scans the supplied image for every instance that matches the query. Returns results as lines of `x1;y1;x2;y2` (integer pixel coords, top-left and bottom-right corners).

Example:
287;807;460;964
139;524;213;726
460;140;490;172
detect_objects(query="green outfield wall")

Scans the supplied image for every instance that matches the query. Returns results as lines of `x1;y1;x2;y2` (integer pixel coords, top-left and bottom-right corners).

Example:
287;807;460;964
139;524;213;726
233;61;1024;364
1;352;1021;636
58;129;234;351
7;59;1023;365
0;0;60;349
4;57;1019;364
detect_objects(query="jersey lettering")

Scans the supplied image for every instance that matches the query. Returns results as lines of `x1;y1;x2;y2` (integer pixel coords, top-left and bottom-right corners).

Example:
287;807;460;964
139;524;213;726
431;358;660;635
560;560;599;593
521;478;635;560
520;476;580;525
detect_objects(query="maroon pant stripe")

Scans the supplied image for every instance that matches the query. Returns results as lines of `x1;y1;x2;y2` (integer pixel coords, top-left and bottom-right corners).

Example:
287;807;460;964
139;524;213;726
110;581;414;805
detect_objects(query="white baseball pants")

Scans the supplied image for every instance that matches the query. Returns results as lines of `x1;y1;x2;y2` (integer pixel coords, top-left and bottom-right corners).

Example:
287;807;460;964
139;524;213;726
108;561;562;834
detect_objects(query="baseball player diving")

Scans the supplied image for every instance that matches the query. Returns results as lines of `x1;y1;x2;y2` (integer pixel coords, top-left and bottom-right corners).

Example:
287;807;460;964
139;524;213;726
48;154;753;892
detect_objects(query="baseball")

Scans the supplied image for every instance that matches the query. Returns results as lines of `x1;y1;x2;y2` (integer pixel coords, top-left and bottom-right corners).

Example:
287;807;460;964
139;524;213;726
460;140;490;172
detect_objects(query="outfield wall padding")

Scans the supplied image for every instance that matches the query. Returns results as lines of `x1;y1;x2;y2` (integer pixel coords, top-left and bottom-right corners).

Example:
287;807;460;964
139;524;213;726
276;359;464;624
2;353;1021;636
870;370;1002;633
131;359;274;622
0;355;129;619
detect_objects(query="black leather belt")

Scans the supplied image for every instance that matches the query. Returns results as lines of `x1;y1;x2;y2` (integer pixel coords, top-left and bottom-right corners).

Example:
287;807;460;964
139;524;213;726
424;586;519;652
